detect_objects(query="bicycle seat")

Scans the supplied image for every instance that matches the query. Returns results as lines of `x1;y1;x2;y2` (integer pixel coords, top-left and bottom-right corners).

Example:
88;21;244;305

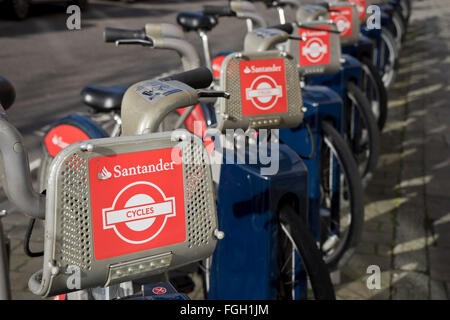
0;76;16;110
177;11;218;32
81;84;128;112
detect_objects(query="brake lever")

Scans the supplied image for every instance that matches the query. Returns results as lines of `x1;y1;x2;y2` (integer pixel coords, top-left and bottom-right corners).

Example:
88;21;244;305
197;90;231;99
288;35;306;41
115;39;153;47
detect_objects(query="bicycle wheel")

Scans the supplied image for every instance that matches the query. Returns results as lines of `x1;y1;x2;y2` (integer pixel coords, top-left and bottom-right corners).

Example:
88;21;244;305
375;27;399;89
360;58;388;131
399;0;411;23
277;204;335;300
37;114;108;192
319;121;365;270
346;81;380;186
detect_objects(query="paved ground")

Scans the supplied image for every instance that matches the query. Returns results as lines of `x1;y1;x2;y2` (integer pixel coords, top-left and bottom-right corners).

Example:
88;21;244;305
0;0;449;300
335;0;450;300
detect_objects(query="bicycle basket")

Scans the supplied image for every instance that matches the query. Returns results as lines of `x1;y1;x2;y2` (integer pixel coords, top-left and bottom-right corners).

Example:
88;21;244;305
29;132;217;297
287;21;342;76
217;50;303;130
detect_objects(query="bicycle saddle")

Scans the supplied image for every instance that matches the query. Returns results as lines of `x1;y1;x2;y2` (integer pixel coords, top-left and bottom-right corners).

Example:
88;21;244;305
0;76;16;110
177;11;218;32
81;84;128;112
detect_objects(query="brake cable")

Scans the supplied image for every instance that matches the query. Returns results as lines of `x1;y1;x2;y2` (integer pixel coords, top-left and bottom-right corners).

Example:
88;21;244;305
297;121;316;160
24;218;44;257
24;190;45;258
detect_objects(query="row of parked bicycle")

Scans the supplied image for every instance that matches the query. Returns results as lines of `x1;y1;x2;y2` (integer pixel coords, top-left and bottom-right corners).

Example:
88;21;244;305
0;0;411;300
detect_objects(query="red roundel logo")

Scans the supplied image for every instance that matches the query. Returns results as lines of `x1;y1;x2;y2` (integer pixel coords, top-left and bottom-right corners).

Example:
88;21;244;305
89;148;185;260
246;75;282;111
240;59;287;116
44;124;90;157
152;287;167;295
102;181;176;244
330;7;354;38
299;26;331;66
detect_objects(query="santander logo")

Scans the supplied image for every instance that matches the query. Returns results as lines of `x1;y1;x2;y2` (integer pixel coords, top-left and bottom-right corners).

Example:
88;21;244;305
98;166;112;180
97;158;176;181
51;134;69;149
243;64;282;74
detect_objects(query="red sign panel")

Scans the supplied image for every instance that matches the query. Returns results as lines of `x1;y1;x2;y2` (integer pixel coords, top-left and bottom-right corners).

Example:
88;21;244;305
44;124;90;157
240;59;288;116
89;147;185;260
348;0;366;20
299;26;331;66
329;6;354;38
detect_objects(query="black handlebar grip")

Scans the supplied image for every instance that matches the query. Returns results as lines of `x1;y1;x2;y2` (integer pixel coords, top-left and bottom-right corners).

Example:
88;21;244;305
0;76;16;110
269;23;294;34
317;2;330;10
104;27;147;43
160;67;213;89
203;5;235;17
247;0;275;7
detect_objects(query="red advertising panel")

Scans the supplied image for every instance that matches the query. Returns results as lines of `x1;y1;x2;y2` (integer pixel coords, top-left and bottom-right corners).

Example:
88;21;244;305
240;58;288;116
348;0;367;20
330;6;354;38
299;26;331;66
89;147;185;260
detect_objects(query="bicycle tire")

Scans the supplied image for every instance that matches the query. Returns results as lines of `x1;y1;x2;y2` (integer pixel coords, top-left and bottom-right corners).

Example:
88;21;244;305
378;27;399;89
399;0;411;23
278;204;336;300
361;58;389;131
320;121;365;270
346;81;380;186
37;114;108;192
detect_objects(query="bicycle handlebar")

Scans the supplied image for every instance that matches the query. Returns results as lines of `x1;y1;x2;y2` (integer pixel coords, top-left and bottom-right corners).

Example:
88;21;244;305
103;27;149;43
160;67;213;90
247;0;297;8
269;23;294;34
0;77;15;111
317;2;330;10
203;5;235;17
0;111;45;219
247;0;273;6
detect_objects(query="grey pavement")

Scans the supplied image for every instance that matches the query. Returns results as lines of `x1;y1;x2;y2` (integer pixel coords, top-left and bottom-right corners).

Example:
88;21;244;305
335;0;450;300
